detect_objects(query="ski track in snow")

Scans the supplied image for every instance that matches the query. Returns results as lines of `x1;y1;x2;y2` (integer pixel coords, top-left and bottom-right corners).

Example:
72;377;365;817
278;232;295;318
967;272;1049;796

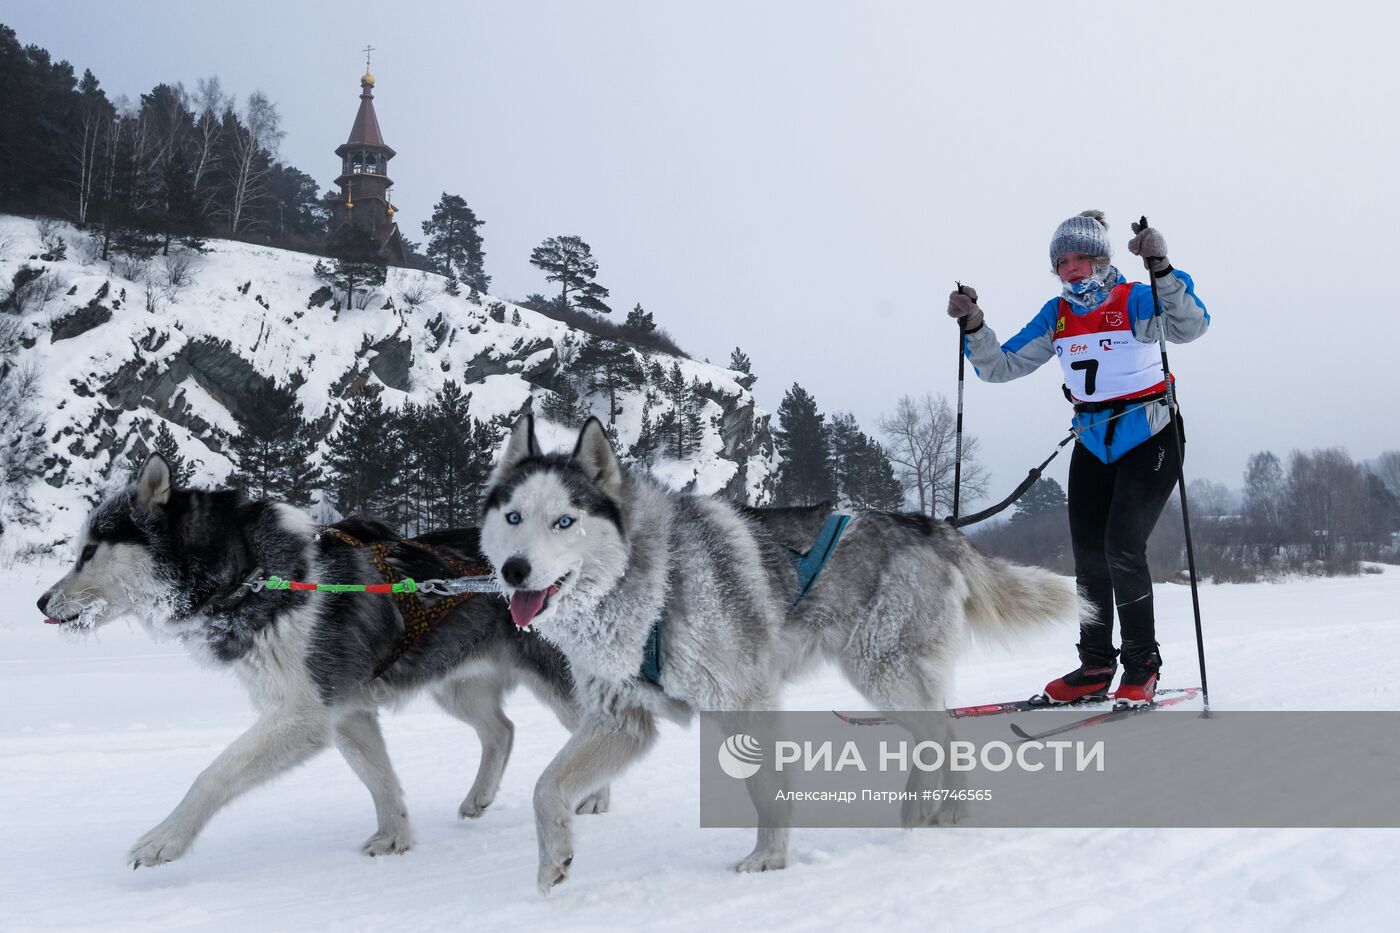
3;560;1398;932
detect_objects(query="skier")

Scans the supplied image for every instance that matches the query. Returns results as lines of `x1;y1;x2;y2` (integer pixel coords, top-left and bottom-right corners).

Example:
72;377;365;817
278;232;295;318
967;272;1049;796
947;211;1209;706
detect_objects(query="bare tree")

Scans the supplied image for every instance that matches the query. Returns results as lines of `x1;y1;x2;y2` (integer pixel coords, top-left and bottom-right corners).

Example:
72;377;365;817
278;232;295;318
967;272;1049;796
159;250;199;298
72;71;112;225
1242;450;1285;535
227;92;283;234
146;83;192;177
1188;478;1234;518
878;392;988;517
397;273;433;310
1375;450;1400;499
1285;448;1371;562
190;77;225;214
2;266;65;316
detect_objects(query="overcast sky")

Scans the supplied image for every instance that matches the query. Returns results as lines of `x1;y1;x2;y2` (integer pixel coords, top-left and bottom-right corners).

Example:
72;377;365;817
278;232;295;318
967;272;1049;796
6;1;1399;498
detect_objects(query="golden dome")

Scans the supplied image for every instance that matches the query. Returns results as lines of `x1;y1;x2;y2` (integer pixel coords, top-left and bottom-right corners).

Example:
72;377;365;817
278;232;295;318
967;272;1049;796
361;71;375;87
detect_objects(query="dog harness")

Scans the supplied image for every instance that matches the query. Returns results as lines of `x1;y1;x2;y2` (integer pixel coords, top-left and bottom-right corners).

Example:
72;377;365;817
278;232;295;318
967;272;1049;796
317;528;496;678
218;528;496;679
639;513;851;688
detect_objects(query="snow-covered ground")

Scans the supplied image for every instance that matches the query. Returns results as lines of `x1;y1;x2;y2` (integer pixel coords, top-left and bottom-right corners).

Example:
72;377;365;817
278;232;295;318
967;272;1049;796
4;559;1398;932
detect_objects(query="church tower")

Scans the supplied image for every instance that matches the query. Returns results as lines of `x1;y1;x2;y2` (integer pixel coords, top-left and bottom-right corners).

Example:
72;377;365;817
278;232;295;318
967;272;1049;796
326;48;407;263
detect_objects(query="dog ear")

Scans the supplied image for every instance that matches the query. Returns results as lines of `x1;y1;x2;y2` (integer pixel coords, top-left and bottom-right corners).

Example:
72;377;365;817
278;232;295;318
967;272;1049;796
571;417;622;498
135;454;173;510
491;413;541;486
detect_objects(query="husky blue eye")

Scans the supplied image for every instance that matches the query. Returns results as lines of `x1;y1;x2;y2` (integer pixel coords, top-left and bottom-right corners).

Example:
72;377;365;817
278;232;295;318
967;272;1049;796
506;511;522;525
556;515;574;529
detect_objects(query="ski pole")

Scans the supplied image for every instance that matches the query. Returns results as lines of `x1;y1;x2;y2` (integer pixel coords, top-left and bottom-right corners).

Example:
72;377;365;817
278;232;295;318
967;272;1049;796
1139;216;1211;713
953;282;968;522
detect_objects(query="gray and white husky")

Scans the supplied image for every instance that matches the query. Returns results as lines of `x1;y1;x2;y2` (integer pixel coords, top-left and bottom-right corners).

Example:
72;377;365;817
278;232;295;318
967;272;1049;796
480;416;1080;892
37;455;602;869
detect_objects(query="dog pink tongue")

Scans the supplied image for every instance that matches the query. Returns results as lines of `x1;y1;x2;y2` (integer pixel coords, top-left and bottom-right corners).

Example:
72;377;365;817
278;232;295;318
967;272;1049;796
509;590;547;629
43;617;62;625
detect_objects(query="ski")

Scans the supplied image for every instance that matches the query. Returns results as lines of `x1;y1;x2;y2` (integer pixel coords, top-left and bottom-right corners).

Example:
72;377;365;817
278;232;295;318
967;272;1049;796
833;688;1196;726
1008;687;1201;742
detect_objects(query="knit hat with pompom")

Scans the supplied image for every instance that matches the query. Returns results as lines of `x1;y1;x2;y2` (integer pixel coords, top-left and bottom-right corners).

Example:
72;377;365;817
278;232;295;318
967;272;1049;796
1049;210;1111;269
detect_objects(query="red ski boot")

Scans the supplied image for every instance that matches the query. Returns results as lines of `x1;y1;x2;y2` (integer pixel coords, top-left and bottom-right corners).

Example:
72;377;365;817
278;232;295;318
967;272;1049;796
1042;661;1117;704
1113;666;1159;708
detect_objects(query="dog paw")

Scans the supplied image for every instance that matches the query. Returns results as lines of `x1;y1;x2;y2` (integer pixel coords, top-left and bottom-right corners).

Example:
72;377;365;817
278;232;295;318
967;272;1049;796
127;825;193;868
360;827;413;856
575;786;610;815
458;790;495;820
731;850;787;873
537;854;573;895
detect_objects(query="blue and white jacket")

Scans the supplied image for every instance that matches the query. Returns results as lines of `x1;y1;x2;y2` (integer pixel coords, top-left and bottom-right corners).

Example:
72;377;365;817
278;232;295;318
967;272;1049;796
963;269;1210;463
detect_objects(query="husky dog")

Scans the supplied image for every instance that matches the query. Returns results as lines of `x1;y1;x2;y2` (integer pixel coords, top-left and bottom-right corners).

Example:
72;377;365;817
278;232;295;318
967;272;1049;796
480;416;1079;892
37;455;605;868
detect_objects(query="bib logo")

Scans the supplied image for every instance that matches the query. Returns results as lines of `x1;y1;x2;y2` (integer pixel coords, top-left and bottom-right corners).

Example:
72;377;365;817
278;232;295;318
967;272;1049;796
1070;343;1089;355
1099;338;1113;351
718;734;764;779
1056;317;1066;334
1104;311;1124;327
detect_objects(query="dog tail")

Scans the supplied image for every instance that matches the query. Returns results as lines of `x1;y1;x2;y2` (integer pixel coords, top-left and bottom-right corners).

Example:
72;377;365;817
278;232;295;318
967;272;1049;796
960;544;1082;641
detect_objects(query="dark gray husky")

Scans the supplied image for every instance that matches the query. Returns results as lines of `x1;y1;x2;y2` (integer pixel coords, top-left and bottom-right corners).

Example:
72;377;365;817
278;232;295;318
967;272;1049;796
479;416;1080;892
37;455;602;868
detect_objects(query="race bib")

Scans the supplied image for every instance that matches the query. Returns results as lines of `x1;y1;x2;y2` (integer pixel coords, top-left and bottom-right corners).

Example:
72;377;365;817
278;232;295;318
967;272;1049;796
1053;285;1165;403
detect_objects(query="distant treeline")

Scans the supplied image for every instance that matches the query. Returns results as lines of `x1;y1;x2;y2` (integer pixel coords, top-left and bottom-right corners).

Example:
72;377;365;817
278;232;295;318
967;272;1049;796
0;24;327;258
974;448;1400;581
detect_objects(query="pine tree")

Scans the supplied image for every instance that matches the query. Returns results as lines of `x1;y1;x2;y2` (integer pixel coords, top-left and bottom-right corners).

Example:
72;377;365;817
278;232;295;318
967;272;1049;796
773;383;834;507
323;394;396;518
1011;477;1067;523
661;363;691;458
317;227;387;310
126;421;196;486
540;334;589;425
628;389;661;472
860;439;906;510
528;235;612;314
419;382;474;529
826;412;902;510
684;377;707;456
577;337;644;426
826;412;865;509
227;380;322;505
421;192;489;291
729;347;755;389
623;303;657;335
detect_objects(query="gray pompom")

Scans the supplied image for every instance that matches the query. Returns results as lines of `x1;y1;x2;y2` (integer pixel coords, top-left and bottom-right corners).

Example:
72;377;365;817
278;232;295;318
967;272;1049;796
1078;209;1108;230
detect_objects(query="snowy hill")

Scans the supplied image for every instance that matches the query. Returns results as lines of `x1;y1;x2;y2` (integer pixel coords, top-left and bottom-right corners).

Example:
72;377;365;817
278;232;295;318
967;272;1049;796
4;559;1399;930
0;214;776;555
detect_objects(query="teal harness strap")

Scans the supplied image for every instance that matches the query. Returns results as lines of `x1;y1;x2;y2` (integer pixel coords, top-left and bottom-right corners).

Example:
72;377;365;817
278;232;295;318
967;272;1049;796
788;513;851;607
637;512;851;688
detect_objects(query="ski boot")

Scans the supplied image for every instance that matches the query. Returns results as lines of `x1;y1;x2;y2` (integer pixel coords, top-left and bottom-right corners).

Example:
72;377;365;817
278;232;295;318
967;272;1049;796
1037;649;1118;705
1114;651;1162;708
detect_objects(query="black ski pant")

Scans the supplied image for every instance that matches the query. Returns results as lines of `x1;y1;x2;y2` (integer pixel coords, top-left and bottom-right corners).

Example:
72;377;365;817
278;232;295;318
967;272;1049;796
1067;419;1183;671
